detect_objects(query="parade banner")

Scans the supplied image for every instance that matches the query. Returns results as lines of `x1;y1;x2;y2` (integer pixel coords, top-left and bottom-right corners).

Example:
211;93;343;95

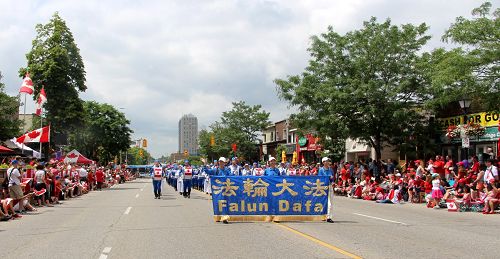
210;176;329;222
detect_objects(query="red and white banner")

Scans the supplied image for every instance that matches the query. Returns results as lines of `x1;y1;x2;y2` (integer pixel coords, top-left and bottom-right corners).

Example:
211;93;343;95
35;87;47;116
19;73;34;95
16;126;50;143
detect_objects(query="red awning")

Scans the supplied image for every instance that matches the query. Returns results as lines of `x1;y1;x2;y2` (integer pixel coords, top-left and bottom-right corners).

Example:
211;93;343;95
0;145;14;153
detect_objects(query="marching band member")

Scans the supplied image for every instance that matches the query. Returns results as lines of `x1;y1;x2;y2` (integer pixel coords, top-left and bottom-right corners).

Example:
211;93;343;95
318;157;334;223
151;160;163;199
174;164;184;195
182;160;193;198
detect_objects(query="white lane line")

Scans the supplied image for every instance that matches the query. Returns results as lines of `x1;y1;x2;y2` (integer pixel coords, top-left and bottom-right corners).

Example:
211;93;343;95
124;206;132;215
353;213;408;225
99;246;112;259
135;194;139;198
140;188;144;192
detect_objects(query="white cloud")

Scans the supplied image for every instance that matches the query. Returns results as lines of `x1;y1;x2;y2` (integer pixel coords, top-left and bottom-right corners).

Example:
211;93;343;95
0;0;490;156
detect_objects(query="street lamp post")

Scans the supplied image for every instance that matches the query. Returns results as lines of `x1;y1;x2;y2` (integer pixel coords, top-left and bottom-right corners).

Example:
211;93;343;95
459;97;472;160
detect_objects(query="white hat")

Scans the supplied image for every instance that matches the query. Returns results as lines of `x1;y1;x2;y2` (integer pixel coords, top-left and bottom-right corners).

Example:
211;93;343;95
269;157;276;161
218;157;227;162
322;157;330;163
395;173;401;177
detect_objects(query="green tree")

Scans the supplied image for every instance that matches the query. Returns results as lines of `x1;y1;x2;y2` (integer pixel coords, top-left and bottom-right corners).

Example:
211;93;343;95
127;147;152;165
199;101;270;161
427;2;499;111
0;72;21;140
20;12;86;134
276;18;431;160
70;101;132;164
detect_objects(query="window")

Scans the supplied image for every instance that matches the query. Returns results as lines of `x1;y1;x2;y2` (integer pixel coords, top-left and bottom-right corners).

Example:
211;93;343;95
271;132;274;141
263;135;267;143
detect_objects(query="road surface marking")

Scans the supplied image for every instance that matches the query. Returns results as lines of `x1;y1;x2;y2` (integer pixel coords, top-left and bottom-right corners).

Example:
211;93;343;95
124;206;132;215
99;247;112;259
135;194;139;198
274;222;362;259
353;213;408;225
140;188;144;192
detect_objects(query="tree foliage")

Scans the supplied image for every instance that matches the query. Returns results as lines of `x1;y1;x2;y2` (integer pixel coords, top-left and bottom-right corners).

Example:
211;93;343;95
0;72;21;140
20;12;86;134
425;2;499;111
199;101;270;161
70;101;132;164
127;147;152;165
276;18;431;160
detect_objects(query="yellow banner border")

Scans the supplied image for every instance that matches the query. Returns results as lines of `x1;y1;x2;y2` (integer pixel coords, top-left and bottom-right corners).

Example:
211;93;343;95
213;215;327;222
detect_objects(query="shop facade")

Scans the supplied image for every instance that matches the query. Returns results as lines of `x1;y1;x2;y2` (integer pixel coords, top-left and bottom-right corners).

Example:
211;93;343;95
439;112;499;163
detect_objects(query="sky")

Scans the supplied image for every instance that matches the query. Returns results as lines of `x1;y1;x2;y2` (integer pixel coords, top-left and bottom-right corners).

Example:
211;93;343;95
0;0;488;157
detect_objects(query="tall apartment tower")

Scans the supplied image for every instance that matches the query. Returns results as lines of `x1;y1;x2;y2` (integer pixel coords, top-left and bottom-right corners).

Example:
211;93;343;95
178;114;198;156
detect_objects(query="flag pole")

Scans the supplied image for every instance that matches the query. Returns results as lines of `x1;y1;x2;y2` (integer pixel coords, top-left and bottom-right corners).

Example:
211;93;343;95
39;107;43;159
22;93;27;155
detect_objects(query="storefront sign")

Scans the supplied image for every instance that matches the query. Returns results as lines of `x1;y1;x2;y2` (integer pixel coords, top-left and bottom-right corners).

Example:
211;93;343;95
462;137;470;148
298;137;307;147
442;126;500;144
439;112;500;128
285;144;295;155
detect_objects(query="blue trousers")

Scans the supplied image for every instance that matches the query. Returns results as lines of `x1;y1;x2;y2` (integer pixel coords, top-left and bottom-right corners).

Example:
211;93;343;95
153;180;162;197
183;179;192;196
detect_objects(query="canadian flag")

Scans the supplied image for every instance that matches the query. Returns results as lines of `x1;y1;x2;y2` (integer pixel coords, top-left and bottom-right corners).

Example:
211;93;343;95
19;73;34;95
16;126;50;143
35;87;47;116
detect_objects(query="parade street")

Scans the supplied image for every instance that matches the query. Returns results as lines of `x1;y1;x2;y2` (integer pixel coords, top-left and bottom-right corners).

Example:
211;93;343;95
0;179;498;259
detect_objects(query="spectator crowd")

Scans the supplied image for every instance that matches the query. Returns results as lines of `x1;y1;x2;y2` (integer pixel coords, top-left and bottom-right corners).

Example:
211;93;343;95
1;157;135;222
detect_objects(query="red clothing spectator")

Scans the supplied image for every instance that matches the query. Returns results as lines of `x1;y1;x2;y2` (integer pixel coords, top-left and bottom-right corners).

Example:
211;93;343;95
444;159;453;177
471;161;480;173
95;170;104;183
433;159;445;179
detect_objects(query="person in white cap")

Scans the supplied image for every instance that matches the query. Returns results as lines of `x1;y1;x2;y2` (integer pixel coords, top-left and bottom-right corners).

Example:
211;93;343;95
264;157;281;176
202;157;232;223
318;157;334;223
203;157;232;176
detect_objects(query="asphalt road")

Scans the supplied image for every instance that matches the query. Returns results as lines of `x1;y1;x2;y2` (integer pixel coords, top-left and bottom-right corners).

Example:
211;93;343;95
1;178;499;259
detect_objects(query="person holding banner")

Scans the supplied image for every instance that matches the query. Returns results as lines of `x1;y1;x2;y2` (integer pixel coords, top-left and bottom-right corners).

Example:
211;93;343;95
241;163;252;176
182;160;193;198
319;157;334;223
229;157;242;176
203;157;232;223
264;157;281;176
151;160;163;199
204;157;231;176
